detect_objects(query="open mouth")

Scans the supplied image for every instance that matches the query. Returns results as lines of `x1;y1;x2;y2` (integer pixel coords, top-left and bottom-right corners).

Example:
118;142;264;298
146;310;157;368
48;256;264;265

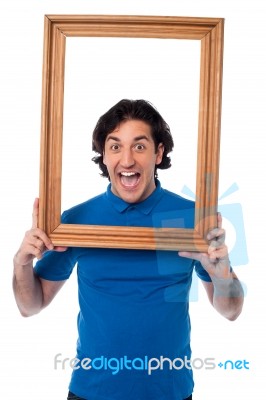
119;171;141;188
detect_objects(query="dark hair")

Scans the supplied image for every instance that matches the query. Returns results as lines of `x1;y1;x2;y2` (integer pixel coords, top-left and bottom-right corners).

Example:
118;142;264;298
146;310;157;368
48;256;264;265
92;99;174;179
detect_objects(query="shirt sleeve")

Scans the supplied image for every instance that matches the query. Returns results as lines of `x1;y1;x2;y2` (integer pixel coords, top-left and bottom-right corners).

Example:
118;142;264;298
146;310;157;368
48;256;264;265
34;247;76;281
194;260;212;282
194;260;234;283
34;209;78;281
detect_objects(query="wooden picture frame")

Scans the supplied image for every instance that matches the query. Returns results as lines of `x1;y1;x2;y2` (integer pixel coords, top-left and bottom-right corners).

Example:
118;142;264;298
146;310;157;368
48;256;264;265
39;14;224;252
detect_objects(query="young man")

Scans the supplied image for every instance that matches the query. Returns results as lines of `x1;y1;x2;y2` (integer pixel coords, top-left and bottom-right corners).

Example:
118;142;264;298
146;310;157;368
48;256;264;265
13;99;244;400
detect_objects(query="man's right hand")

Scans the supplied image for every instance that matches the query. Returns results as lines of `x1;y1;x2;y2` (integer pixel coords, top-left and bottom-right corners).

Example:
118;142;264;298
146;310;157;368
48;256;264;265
13;198;68;316
14;198;67;267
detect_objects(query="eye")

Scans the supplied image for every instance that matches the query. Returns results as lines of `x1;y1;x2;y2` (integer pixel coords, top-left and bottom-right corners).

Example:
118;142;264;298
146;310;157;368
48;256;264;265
111;144;120;151
134;144;145;151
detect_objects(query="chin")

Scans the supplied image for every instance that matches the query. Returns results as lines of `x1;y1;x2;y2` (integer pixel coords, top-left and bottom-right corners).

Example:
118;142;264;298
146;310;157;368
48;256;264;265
121;193;140;203
119;188;142;203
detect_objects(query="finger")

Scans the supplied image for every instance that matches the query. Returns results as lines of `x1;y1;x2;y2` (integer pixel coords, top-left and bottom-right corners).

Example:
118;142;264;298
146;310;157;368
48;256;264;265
209;236;225;250
32;198;39;229
16;241;46;264
54;246;68;252
178;251;204;262
178;251;193;258
29;244;45;260
208;244;229;261
207;227;225;242
31;237;46;253
26;228;53;251
208;242;225;258
217;212;222;229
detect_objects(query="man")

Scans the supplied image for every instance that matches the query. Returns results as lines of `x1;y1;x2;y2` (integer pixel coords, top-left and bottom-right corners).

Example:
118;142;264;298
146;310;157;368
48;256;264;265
13;99;244;400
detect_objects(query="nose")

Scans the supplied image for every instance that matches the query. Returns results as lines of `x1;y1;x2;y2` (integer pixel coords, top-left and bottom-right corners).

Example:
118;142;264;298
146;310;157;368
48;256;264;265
120;148;135;168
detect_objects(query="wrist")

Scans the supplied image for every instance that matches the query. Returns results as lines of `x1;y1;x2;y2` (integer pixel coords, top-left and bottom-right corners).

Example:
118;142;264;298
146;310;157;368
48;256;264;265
211;272;233;285
212;274;244;299
13;252;33;270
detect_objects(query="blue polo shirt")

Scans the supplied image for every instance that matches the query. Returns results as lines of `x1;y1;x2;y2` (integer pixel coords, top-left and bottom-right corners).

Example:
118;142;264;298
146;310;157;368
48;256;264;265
34;181;211;400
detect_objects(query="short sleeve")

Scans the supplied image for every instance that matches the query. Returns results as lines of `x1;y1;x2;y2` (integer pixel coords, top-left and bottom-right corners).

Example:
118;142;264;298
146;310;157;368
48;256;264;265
194;260;212;282
194;260;234;283
34;247;76;281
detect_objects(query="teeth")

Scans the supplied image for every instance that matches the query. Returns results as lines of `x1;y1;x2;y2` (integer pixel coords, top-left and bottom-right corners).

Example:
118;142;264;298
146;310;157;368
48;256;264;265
120;172;136;176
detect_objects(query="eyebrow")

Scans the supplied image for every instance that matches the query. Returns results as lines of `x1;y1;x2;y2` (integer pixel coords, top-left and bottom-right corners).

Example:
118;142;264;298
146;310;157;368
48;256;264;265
106;135;150;142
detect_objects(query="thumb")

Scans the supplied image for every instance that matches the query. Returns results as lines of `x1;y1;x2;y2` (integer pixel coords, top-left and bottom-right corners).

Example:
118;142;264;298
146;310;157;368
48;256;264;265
178;251;204;262
54;246;68;252
32;198;39;229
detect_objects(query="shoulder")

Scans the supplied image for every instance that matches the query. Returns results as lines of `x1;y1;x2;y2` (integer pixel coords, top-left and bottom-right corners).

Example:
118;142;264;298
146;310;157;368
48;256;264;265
152;184;195;228
61;192;107;224
160;187;195;209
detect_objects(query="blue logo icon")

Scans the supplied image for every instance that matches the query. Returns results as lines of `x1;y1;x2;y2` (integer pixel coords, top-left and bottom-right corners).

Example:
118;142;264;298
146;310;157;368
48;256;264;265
181;182;248;267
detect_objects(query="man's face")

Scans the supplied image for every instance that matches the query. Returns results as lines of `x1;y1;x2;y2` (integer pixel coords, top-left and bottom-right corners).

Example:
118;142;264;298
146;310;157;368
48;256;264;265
103;119;164;203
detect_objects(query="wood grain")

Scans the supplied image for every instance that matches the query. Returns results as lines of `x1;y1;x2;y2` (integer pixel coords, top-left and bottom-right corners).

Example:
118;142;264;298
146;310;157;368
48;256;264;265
39;15;224;251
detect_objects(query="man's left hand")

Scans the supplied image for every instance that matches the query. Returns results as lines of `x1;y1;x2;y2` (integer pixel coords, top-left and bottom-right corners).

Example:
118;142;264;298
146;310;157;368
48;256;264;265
179;213;231;280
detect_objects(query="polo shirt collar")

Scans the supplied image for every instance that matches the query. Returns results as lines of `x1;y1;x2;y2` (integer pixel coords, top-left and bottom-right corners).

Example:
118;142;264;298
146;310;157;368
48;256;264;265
106;180;164;215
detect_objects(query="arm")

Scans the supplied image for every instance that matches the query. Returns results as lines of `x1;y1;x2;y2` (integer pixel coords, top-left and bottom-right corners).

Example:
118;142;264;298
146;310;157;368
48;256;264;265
200;273;244;321
13;198;67;317
179;213;244;321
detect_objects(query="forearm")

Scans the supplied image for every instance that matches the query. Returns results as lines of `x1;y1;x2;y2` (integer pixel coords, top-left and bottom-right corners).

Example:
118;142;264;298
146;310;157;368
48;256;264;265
13;258;44;317
212;274;244;321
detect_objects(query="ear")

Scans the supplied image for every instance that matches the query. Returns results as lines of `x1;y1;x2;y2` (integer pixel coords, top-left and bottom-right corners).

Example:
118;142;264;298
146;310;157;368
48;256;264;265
155;143;164;165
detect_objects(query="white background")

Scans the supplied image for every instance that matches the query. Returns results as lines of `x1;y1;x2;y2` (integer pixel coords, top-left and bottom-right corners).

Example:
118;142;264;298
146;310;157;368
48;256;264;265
0;0;265;399
62;37;200;209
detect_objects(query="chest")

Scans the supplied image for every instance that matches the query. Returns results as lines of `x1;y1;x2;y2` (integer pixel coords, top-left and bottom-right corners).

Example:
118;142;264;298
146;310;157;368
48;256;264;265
73;247;194;301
